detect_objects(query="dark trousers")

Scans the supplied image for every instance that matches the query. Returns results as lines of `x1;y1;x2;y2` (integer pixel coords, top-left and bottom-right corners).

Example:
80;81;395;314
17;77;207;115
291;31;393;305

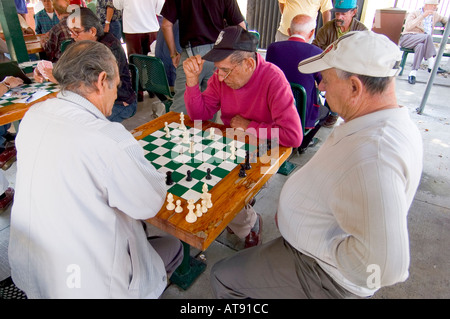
124;32;158;57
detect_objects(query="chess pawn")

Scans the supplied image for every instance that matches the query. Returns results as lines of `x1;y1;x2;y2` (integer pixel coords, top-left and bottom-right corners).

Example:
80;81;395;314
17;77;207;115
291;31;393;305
208;127;215;140
175;200;183;213
201;199;208;214
166;193;175;210
185;203;197;223
195;204;203;217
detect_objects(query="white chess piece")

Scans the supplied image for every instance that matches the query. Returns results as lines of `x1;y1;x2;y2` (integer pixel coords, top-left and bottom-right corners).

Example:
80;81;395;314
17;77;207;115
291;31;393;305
182;130;190;144
201;199;208;213
185;200;197;223
189;141;195;153
208;127;215;140
175;200;183;213
164;122;171;138
205;193;213;209
229;141;236;160
179;112;186;130
166;193;175;210
195;204;203;217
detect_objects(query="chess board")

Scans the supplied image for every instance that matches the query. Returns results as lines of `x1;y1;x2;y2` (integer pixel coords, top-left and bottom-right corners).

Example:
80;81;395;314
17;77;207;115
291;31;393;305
0;81;59;107
138;121;257;203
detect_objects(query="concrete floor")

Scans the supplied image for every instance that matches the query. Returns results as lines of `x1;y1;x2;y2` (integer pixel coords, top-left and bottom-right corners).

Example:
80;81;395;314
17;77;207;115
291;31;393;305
0;53;449;299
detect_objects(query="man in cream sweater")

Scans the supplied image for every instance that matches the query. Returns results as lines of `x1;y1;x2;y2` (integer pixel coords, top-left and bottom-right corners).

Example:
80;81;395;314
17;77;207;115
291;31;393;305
211;31;423;299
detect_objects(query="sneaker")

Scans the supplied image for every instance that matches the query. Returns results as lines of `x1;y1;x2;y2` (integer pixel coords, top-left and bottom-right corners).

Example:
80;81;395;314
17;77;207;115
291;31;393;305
0;188;14;213
244;213;262;249
322;114;339;128
0;145;16;170
428;67;446;74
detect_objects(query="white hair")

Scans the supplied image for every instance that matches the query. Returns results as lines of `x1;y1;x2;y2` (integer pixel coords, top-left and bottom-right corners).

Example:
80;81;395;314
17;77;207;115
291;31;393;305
290;16;316;34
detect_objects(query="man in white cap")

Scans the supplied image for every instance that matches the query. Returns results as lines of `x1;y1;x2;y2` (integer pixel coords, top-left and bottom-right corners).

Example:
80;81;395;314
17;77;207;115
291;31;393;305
210;31;423;299
399;0;448;84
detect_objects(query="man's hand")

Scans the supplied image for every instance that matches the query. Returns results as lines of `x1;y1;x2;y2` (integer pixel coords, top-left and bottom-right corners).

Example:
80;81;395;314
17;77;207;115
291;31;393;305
183;55;204;87
230;114;251;130
33;66;57;84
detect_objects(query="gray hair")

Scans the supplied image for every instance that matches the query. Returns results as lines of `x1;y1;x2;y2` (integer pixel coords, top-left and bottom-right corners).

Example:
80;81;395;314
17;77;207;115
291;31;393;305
335;69;393;95
53;40;117;96
78;7;104;38
228;50;256;65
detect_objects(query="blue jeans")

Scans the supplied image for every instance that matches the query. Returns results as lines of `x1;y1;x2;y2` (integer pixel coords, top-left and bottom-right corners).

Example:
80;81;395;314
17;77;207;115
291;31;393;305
0;124;10;149
107;101;137;123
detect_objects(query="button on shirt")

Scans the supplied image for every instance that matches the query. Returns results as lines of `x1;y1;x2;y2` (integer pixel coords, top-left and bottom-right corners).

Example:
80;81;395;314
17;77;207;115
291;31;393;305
9;92;168;298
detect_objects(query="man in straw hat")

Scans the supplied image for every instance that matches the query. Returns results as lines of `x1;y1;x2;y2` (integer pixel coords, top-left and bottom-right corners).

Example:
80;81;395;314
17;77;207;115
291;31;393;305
399;0;448;84
210;31;423;299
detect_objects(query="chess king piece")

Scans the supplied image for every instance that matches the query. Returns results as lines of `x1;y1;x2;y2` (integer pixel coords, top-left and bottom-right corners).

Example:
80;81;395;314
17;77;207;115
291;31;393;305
166;193;175;210
179;112;186;130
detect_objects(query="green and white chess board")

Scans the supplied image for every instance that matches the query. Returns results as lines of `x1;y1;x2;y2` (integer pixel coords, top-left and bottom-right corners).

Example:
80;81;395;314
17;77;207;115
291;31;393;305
138;121;257;202
0;81;59;107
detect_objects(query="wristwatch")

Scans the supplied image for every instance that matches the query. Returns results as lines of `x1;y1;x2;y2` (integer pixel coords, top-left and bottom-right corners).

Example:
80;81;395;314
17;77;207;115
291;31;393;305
105;20;110;24
1;81;11;91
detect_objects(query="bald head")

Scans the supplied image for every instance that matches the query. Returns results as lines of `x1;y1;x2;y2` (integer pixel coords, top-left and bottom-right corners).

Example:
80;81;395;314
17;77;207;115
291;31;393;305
288;14;316;41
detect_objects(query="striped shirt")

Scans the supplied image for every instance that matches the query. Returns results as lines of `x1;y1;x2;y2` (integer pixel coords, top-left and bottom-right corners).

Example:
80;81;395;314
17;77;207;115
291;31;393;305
277;107;423;296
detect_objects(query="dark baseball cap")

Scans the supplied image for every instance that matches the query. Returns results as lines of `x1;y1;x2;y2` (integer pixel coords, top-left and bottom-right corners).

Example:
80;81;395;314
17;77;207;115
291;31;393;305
202;26;258;62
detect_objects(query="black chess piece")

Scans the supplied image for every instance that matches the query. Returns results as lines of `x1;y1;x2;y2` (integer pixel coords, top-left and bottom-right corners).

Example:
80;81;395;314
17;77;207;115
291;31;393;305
205;168;212;180
238;164;247;177
244;150;251;170
166;171;174;185
186;170;192;182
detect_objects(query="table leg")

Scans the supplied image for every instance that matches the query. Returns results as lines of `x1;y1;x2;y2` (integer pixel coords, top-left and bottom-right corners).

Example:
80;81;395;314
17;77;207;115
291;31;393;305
169;241;206;290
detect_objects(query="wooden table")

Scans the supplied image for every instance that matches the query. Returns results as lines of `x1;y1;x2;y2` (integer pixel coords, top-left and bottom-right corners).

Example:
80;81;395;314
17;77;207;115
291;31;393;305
24;34;45;55
130;111;292;289
0;81;58;126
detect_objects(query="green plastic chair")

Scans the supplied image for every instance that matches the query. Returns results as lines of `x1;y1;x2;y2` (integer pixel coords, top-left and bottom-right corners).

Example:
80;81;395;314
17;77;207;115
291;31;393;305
249;30;260;49
290;82;308;136
60;39;73;53
129;54;174;113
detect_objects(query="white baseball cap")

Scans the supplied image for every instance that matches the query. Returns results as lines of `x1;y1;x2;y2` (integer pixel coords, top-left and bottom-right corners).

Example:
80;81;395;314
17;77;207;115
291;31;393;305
424;0;439;5
298;31;402;77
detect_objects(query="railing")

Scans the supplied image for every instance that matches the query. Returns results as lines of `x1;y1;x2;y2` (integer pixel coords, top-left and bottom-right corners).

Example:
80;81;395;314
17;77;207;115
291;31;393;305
395;0;450;16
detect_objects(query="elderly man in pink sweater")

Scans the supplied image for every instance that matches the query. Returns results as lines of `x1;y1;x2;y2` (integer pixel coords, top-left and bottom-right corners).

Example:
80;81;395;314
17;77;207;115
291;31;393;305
183;26;302;248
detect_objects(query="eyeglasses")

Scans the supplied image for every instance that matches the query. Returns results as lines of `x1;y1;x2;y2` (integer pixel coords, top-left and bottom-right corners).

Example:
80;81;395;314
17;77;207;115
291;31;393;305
69;28;86;37
215;63;239;80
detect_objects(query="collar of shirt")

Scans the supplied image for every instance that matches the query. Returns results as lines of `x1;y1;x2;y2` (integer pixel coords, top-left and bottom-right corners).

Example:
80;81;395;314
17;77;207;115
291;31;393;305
57;90;108;120
288;34;307;42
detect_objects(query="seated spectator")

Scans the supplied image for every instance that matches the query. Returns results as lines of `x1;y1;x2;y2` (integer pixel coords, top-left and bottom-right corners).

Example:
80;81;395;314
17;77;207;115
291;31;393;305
9;40;183;298
35;7;137;122
312;0;367;128
399;0;448;85
266;14;329;153
183;26;302;248
35;0;60;35
41;0;72;62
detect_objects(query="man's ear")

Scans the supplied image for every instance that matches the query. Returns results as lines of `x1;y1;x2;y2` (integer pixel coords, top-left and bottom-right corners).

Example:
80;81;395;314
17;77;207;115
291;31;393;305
349;75;364;100
94;71;108;93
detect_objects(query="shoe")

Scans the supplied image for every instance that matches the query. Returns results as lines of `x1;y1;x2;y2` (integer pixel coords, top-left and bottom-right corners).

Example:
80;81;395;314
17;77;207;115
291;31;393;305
408;75;416;85
0;187;14;213
137;91;144;102
298;137;320;154
3;132;16;143
322;114;339;128
428;67;446;74
0;145;16;170
244;213;262;249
